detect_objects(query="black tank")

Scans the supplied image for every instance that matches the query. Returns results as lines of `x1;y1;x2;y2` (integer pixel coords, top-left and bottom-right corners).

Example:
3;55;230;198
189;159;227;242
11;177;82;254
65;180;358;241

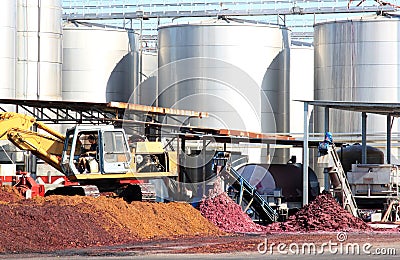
337;144;384;173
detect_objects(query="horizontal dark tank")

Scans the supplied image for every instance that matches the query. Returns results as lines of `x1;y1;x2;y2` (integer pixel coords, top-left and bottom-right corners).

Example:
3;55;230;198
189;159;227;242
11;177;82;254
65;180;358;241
237;163;320;203
337;144;384;173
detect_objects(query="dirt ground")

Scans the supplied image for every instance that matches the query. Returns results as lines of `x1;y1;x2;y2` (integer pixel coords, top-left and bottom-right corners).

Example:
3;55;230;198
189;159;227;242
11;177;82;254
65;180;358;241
3;232;400;259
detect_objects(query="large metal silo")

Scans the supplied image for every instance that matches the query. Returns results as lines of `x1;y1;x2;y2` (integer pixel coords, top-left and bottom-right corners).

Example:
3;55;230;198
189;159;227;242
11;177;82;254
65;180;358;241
290;42;314;161
16;0;62;100
0;0;16;100
135;51;158;106
141;51;158;81
62;23;137;102
314;16;400;137
157;19;290;162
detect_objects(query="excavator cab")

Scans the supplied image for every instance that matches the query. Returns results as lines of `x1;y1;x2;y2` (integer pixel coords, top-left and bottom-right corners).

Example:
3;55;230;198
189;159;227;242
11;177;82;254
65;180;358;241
61;125;131;178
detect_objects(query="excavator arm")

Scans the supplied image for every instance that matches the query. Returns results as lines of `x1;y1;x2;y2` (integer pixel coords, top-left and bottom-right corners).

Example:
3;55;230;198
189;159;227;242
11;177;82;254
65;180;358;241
7;129;64;172
0;112;68;173
0;112;36;139
0;112;65;140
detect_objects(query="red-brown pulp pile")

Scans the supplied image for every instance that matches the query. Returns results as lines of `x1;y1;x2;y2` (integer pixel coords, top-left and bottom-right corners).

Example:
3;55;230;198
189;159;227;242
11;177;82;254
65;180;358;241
199;180;372;234
265;192;372;232
199;179;267;233
200;192;268;233
0;187;224;253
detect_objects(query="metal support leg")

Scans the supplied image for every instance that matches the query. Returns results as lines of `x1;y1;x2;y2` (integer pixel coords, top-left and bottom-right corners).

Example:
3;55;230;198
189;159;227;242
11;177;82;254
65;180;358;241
324;107;330;191
202;138;206;196
238;178;244;209
324;107;330;133
387;114;392;164
303;102;309;206
362;112;367;164
324;168;330;191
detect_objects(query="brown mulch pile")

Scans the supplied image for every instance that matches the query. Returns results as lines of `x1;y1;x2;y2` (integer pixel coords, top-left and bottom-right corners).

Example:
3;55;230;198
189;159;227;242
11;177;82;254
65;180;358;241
265;192;372;232
0;191;224;253
199;178;267;233
0;186;23;203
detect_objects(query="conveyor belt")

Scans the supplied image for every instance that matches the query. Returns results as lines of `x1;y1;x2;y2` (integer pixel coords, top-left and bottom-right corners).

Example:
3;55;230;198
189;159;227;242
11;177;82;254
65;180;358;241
222;164;278;223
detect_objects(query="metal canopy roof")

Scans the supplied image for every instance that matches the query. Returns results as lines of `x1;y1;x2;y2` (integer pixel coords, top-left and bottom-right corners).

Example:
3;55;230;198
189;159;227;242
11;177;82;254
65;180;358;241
0;99;207;124
116;117;336;148
297;100;400;116
0;98;310;146
298;99;400;205
0;98;338;149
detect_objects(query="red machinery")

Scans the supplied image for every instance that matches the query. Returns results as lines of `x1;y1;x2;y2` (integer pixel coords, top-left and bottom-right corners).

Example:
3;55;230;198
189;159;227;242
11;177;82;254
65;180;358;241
14;171;45;198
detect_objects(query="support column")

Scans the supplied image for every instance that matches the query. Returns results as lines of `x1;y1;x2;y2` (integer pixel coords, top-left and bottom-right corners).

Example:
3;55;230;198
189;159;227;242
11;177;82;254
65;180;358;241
202;138;206;196
324;107;330;191
303;102;309;206
387;114;392;164
361;112;367;164
181;137;186;184
324;107;330;133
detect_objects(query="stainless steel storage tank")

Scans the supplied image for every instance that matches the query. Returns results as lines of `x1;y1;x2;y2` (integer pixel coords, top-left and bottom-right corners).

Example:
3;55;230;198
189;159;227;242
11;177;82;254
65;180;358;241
0;0;16;100
134;51;158;106
16;0;62;100
62;23;137;102
289;42;314;162
157;19;290;162
314;16;400;137
141;51;158;82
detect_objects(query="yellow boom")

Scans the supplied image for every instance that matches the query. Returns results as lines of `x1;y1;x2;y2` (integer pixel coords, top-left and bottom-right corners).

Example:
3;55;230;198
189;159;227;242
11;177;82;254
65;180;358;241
0;112;36;139
0;112;67;171
0;112;65;140
7;129;64;172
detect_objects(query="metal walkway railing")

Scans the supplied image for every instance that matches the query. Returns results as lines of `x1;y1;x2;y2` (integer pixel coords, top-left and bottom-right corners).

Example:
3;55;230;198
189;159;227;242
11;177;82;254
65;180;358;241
327;146;359;217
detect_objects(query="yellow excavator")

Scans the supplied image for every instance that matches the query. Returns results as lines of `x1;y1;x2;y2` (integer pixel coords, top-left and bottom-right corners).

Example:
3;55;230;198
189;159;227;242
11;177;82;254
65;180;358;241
0;112;178;200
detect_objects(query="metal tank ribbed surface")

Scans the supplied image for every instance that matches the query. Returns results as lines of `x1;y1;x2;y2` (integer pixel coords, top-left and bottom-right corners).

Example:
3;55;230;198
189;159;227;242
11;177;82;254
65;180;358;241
16;0;62;100
0;0;16;99
62;23;137;102
314;16;400;135
157;19;290;162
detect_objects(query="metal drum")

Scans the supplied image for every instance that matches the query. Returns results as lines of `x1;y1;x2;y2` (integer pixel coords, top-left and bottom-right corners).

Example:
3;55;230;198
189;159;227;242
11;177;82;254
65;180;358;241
16;0;62;100
157;19;290;162
135;51;158;106
289;42;314;161
62;23;137;102
141;51;158;82
0;0;16;100
314;16;400;137
237;163;320;207
337;144;384;173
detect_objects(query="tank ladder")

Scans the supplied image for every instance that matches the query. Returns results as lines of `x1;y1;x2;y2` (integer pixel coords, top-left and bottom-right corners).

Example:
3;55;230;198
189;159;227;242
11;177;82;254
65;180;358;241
327;146;359;217
223;162;278;223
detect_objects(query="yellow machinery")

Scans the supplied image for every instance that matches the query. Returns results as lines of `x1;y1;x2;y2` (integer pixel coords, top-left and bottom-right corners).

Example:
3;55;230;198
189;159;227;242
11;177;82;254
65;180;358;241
0;112;178;199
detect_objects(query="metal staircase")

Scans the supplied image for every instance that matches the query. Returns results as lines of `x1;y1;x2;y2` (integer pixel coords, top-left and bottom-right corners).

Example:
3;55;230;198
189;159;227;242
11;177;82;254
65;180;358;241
326;146;359;217
222;162;278;223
